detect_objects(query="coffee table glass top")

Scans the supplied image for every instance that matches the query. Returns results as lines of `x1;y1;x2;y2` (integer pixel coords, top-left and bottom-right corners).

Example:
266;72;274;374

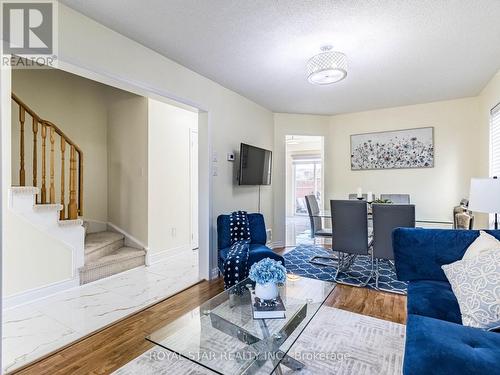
147;275;335;375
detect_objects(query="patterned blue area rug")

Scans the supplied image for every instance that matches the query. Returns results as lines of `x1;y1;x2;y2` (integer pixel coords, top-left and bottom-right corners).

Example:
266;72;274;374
284;245;407;294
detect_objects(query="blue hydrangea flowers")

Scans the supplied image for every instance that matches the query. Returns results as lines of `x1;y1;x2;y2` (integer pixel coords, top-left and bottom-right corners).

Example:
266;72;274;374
249;258;286;285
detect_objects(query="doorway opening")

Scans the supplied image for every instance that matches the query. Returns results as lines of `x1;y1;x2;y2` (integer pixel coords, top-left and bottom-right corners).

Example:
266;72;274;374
285;135;326;246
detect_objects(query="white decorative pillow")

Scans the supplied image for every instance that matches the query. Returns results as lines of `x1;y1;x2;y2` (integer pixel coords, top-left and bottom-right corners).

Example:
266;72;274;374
462;230;500;260
442;248;500;330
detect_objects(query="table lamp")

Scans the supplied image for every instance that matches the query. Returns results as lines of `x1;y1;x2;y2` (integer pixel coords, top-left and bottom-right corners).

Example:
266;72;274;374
468;177;500;229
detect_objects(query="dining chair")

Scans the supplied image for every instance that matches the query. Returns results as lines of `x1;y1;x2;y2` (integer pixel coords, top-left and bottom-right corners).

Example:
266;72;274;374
328;199;374;287
304;195;332;242
371;203;415;293
380;194;410;204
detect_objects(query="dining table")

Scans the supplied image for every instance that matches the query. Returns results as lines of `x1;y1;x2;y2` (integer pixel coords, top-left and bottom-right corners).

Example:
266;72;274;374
311;210;453;228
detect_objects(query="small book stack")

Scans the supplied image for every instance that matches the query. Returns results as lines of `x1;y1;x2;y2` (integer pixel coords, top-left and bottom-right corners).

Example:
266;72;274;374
250;292;286;319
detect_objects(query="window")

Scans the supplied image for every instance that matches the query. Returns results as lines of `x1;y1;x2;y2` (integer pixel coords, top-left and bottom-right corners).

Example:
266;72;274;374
490;102;500;177
292;155;322;215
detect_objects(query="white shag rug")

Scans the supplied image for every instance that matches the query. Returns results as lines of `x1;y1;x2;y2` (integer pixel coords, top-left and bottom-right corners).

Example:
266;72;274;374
113;307;405;375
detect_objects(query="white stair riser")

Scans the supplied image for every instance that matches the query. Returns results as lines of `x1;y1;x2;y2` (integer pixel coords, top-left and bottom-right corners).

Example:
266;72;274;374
85;238;125;263
79;255;145;284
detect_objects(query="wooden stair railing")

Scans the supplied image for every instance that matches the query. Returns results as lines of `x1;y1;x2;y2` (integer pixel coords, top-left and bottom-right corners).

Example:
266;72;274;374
12;93;83;220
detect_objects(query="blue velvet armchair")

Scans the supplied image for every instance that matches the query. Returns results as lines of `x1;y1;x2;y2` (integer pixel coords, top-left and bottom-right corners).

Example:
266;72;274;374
393;228;500;375
217;213;284;274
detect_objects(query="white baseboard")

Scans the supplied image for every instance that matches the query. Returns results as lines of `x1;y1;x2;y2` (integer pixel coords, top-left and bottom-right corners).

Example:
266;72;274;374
270;241;284;249
107;221;147;249
3;277;80;310
145;244;191;265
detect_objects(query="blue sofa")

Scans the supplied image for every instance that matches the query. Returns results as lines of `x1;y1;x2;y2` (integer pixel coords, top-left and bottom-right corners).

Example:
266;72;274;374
393;228;500;375
217;213;284;274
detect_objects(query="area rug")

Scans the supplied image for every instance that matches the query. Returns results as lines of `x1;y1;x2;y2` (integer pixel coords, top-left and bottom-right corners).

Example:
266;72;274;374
284;245;407;294
113;307;405;375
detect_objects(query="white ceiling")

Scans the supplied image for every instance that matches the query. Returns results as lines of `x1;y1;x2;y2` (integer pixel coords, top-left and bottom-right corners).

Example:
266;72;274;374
61;0;500;115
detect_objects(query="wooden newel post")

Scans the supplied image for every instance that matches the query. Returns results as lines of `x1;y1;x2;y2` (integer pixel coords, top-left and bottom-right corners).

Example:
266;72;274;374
68;145;78;219
19;107;26;185
41;124;47;203
60;139;66;220
49;126;55;203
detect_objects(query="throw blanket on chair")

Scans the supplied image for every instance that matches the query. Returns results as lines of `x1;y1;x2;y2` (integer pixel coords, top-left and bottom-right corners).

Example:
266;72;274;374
223;211;251;288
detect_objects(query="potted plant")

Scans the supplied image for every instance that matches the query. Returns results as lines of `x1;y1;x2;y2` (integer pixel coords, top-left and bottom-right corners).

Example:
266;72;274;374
249;258;286;300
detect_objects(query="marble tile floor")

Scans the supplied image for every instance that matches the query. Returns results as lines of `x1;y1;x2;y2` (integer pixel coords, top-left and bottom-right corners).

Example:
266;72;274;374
2;250;200;373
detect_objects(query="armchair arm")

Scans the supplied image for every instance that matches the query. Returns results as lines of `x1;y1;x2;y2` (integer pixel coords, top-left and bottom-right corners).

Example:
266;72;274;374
392;228;487;281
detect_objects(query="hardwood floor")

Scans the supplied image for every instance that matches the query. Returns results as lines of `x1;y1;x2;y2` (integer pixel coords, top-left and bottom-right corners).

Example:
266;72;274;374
12;250;406;375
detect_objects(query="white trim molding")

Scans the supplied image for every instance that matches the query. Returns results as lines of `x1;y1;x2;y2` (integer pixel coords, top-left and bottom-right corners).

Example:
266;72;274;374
145;244;191;266
3;277;79;310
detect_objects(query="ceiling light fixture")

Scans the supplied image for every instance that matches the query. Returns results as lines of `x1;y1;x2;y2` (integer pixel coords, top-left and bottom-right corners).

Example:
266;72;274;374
306;45;347;85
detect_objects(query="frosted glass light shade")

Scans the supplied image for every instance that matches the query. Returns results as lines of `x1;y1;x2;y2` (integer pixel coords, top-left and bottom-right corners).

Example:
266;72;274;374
306;48;347;85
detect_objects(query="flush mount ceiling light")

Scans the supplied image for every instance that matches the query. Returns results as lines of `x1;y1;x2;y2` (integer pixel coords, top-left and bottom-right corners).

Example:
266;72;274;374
306;45;347;85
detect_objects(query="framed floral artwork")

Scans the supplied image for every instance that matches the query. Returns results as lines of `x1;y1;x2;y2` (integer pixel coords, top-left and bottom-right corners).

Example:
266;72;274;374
350;127;434;170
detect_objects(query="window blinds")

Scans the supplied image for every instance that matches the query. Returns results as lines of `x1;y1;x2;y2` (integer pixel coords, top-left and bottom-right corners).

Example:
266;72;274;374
490;102;500;177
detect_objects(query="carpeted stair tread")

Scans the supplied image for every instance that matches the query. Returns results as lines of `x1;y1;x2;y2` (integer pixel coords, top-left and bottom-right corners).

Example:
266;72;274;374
82;247;146;270
85;231;124;254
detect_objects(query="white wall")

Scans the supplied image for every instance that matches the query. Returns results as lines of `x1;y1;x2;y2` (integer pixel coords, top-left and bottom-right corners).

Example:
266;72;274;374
148;99;198;257
107;92;149;245
4;211;73;297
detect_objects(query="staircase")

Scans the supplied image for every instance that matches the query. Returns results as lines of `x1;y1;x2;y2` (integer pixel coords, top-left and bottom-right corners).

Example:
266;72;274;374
80;231;146;284
10;93;147;288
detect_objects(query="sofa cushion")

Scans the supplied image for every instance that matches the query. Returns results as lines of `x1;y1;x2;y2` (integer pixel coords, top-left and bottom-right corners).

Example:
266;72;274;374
442;248;500;330
404;314;500;375
393;228;500;282
407;280;462;324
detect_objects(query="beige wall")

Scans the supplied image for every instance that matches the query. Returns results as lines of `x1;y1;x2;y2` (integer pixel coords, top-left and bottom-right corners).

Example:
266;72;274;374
148;99;198;255
107;92;149;245
274;79;500;241
11;69;110;222
328;97;481;222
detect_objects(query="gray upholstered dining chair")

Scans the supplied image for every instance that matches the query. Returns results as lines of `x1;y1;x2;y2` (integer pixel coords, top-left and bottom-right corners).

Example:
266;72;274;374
380;194;410;204
371;203;415;293
328;199;374;287
305;195;332;241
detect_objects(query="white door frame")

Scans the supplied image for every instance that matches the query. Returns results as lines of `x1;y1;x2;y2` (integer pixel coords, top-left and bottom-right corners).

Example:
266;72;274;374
189;128;199;250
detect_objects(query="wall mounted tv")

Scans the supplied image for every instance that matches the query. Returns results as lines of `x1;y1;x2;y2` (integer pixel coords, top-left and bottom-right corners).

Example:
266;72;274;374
239;143;272;185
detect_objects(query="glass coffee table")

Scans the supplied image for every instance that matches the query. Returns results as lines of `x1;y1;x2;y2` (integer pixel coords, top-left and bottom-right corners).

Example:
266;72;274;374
147;275;335;374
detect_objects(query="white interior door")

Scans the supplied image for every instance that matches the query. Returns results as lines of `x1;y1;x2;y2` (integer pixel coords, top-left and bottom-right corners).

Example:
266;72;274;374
190;129;199;249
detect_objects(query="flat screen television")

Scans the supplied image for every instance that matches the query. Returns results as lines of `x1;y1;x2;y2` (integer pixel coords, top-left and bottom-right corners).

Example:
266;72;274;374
239;143;272;185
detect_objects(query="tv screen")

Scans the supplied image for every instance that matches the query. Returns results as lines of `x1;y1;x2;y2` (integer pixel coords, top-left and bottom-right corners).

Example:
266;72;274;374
239;143;272;185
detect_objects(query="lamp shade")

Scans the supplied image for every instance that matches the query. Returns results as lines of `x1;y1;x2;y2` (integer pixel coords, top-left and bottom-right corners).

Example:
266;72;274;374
468;178;500;214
